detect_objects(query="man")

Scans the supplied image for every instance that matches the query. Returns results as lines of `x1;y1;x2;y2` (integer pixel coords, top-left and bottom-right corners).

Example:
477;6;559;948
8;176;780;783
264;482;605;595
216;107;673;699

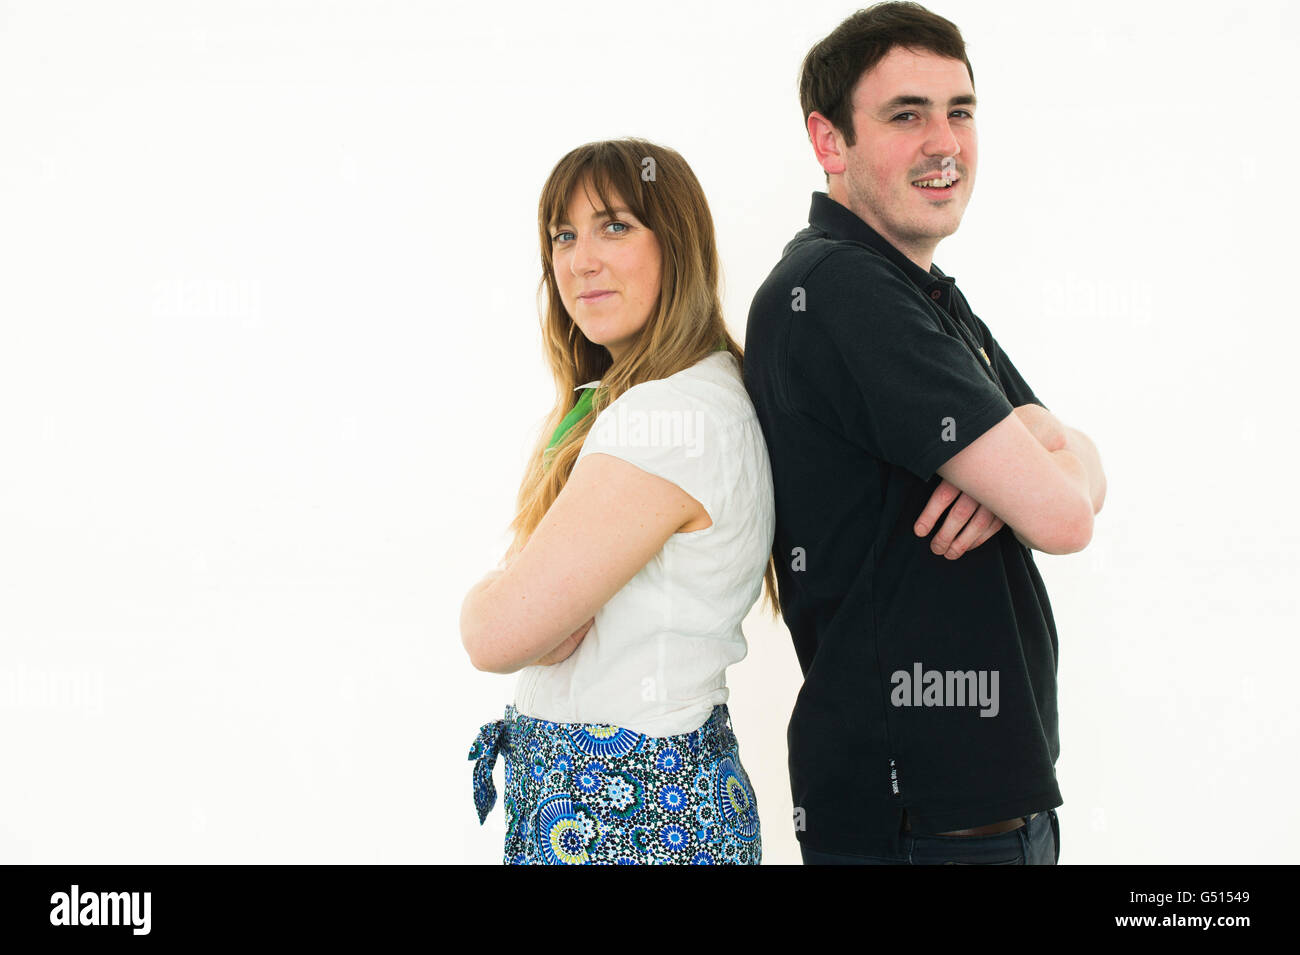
743;3;1106;865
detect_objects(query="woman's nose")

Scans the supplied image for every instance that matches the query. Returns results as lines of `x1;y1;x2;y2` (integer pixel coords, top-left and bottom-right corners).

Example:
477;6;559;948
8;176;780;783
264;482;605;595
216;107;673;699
569;236;599;276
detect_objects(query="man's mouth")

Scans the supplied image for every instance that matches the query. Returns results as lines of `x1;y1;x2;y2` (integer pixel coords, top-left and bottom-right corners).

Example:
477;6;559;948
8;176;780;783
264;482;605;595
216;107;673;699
911;175;959;192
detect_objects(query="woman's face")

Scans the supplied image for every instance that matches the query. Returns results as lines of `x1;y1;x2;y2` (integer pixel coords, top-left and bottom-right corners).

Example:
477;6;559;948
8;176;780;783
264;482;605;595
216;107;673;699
550;181;661;363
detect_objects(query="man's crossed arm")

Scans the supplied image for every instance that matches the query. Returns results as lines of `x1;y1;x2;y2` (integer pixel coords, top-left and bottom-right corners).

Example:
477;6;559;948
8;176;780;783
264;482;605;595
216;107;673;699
913;404;1106;559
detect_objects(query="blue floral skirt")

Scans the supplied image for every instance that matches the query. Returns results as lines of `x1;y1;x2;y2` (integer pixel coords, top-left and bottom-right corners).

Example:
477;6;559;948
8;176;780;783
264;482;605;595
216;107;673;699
468;703;761;864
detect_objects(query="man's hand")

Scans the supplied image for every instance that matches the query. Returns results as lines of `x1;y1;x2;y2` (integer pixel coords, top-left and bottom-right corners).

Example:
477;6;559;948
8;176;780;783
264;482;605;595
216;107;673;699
531;617;594;666
913;405;1085;557
913;479;1006;559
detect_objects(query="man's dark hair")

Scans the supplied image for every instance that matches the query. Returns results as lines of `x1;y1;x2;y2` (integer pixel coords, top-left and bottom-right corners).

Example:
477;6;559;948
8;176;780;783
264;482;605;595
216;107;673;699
799;2;974;152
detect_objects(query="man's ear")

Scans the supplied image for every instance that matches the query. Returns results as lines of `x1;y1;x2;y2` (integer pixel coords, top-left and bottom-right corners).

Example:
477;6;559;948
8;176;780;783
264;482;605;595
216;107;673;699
807;110;847;178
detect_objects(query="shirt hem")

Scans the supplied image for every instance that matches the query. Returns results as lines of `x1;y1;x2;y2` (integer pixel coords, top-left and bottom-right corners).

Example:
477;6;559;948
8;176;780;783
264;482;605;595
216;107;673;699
795;782;1062;856
901;784;1063;834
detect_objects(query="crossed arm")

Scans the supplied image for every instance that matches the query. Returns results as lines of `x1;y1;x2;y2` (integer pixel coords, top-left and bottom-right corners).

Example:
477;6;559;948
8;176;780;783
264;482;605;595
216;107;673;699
464;404;1103;675
460;451;708;674
914;403;1106;559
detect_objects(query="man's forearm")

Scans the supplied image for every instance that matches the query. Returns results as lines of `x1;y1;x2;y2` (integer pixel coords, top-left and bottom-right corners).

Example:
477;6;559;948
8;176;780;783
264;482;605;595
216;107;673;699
1060;425;1106;514
1009;405;1104;548
1011;447;1091;552
1016;404;1105;514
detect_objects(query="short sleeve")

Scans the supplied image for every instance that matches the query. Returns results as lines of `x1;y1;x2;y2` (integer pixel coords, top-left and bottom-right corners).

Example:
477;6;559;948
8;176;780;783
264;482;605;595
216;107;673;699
961;304;1047;411
576;380;724;522
788;249;1013;482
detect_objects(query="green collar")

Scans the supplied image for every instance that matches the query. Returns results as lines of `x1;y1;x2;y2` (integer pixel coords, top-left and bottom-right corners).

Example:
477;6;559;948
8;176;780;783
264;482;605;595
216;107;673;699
545;341;727;453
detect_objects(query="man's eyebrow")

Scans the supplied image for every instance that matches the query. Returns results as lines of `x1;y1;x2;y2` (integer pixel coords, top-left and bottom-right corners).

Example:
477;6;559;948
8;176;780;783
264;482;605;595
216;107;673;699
552;207;633;229
877;93;977;113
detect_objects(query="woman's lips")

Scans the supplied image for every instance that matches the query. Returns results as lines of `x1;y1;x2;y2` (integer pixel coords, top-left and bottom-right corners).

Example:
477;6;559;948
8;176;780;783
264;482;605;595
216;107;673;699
578;291;615;303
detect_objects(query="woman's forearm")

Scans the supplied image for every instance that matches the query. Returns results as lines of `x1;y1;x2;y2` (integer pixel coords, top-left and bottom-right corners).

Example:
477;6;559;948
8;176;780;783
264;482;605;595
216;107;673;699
460;570;511;672
461;567;577;673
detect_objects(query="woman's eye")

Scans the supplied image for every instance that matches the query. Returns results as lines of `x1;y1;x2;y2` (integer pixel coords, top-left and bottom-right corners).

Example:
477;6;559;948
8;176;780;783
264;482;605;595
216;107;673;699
605;221;629;234
551;230;574;243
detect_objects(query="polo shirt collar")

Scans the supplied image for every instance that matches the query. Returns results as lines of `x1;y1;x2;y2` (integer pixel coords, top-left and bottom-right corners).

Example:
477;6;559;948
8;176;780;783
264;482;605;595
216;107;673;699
808;191;957;308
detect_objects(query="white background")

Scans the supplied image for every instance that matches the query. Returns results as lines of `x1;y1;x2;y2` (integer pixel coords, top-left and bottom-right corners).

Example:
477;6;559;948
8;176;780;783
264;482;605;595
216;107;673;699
1;0;1296;864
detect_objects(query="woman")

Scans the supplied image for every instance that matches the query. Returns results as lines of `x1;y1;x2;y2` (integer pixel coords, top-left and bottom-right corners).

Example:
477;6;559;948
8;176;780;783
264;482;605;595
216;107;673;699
461;138;779;865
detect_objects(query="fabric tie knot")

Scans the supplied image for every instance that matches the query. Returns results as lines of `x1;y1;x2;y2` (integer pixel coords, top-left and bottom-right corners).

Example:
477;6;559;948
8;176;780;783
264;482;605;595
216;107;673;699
468;717;509;824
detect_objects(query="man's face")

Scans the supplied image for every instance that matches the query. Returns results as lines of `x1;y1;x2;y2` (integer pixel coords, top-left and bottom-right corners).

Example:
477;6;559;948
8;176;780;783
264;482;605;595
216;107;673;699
832;46;977;262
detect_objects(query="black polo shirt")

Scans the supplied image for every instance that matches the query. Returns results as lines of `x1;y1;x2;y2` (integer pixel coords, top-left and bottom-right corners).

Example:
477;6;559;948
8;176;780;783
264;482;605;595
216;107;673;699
742;191;1063;856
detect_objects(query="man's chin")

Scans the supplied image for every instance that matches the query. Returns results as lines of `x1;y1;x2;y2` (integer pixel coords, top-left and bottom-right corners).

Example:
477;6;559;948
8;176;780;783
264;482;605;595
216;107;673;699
909;207;965;235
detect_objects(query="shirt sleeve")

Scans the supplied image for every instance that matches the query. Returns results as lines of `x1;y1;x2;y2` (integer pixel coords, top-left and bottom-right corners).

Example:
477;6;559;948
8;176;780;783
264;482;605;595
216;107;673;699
788;249;1014;483
575;380;725;522
963;305;1048;411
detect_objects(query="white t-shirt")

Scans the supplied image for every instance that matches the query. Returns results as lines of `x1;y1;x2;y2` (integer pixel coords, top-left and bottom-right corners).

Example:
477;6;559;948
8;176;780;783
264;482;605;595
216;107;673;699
512;350;776;736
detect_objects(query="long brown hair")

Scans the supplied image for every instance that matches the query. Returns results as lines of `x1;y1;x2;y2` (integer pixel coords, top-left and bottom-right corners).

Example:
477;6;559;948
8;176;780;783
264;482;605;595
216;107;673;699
502;137;780;618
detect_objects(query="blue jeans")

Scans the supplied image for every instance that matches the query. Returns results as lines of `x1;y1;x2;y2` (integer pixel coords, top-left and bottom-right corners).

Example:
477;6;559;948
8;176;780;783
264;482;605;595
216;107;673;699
800;809;1059;865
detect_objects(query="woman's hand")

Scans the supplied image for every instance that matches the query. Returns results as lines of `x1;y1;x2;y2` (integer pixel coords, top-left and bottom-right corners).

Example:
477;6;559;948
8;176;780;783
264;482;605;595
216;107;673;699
532;617;595;666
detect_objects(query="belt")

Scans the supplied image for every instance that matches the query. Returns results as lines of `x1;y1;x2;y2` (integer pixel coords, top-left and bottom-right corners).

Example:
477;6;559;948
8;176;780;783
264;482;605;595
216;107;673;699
903;811;1039;837
468;717;509;824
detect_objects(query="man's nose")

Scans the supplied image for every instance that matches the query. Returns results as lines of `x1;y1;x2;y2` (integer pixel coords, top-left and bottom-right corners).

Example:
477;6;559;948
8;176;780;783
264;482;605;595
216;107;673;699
924;119;960;157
